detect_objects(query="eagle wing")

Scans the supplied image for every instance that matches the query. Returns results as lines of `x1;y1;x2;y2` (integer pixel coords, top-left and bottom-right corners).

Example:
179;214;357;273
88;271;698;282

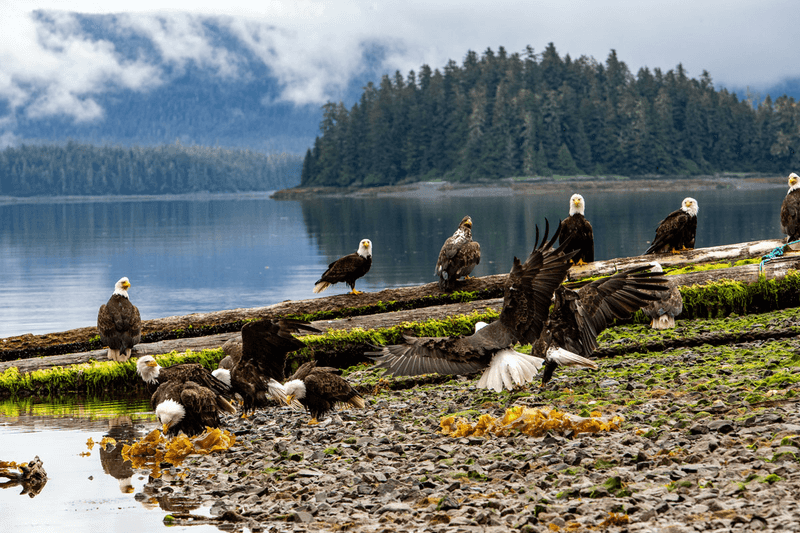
158;363;231;398
642;277;683;319
645;209;695;254
317;253;369;284
781;189;800;241
371;220;574;376
559;215;594;263
568;265;667;355
97;296;141;348
305;371;363;406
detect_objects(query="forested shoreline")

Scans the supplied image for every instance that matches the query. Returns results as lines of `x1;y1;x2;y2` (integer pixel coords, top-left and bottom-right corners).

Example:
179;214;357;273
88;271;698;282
301;43;800;187
0;141;303;196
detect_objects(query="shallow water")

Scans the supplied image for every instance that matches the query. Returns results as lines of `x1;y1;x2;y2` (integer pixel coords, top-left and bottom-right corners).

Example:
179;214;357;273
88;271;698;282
0;396;221;532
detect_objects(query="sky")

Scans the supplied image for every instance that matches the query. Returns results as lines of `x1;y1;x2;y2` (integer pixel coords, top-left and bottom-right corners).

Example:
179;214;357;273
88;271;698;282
1;1;798;138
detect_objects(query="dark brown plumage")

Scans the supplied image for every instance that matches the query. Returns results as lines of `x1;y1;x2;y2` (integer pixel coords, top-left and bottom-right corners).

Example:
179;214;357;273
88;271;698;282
559;194;594;265
284;361;364;423
313;239;372;295
152;380;236;437
370;220;577;390
533;264;667;384
97;277;141;361
644;197;698;254
780;173;800;242
136;355;231;399
435;215;481;291
228;319;320;414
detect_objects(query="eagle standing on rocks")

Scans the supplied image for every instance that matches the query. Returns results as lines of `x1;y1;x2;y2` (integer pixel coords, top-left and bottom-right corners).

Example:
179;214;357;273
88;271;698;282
435;215;481;291
313;239;372;295
284;361;365;424
371;221;591;391
644;197;698;255
559;193;594;265
780;172;800;242
97;277;142;361
151;380;236;437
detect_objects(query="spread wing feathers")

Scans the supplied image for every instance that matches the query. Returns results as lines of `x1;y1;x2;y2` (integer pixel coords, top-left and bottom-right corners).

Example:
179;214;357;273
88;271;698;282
553;265;668;357
156;363;232;399
540;346;600;385
288;360;342;382
232;319;318;413
781;189;800;241
645;210;696;254
476;348;544;392
313;253;372;293
304;372;365;419
370;220;574;379
494;219;577;345
560;215;594;263
642;277;683;329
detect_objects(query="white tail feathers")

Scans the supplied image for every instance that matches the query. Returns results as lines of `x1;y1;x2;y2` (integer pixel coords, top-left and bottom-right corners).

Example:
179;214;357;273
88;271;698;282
313;281;331;294
545;346;599;369
349;395;366;409
651;314;675;329
269;379;304;409
212;368;231;387
477;348;544;392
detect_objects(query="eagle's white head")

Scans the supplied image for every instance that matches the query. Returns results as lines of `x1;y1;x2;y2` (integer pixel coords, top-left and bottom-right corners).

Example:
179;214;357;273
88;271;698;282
212;368;231;387
650;262;663;273
788;173;800;193
357;239;372;259
155;399;185;432
474;321;489;331
284;379;307;405
136;355;161;383
569;194;586;216
113;277;131;298
680;197;698;217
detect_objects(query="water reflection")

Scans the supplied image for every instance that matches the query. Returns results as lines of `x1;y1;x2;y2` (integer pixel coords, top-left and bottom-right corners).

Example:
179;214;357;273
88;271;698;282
0;456;48;498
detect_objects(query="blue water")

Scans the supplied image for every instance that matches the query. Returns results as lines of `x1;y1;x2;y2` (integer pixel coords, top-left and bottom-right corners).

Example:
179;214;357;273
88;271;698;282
0;184;787;338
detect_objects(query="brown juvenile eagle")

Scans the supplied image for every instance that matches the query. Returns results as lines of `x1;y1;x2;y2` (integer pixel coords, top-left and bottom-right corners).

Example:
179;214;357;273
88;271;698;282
644;197;698;254
559;193;594;265
435;215;481;291
284;361;365;424
97;277;142;361
780;172;800;242
313;239;372;295
370;221;594;391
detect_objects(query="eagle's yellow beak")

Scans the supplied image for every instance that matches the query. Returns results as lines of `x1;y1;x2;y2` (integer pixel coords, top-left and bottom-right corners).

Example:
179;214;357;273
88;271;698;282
573;199;581;206
791;177;798;186
161;423;170;435
122;281;131;289
146;360;158;368
285;394;295;406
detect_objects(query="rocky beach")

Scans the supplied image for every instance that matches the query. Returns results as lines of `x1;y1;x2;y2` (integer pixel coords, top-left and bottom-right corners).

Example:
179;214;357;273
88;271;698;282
130;307;800;532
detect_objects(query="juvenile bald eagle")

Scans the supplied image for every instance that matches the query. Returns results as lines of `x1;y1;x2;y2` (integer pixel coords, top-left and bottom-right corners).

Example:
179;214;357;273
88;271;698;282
313;239;372;295
284;361;364;424
370;221;585;391
641;263;682;329
435;215;481;291
644;198;698;254
533;264;667;383
780;172;800;242
97;277;142;361
225;318;320;414
152;380;236;437
559;194;594;265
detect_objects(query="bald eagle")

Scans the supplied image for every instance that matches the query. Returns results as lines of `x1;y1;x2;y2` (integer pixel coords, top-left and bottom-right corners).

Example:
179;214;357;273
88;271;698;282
532;264;667;383
641;263;682;329
97;277;142;361
152;380;236;437
644;198;698;254
435;215;481;291
781;172;800;242
559;194;594;265
284;361;365;424
370;221;591;391
224;318;320;414
313;239;372;295
136;354;232;398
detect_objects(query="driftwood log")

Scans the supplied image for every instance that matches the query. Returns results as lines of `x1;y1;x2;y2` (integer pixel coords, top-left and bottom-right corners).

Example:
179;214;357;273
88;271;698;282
3;249;800;375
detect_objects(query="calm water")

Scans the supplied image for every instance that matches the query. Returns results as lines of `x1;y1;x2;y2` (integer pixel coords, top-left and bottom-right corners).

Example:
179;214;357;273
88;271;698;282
0;184;787;338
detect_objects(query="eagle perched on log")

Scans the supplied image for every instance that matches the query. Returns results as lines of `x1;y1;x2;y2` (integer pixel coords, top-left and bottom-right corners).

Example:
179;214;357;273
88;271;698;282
559;193;594;265
435;215;481;291
780;172;800;242
313;239;372;295
644;197;698;255
97;277;141;362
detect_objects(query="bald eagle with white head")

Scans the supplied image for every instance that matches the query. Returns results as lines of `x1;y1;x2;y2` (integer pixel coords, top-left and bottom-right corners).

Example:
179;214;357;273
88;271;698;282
644;197;698;255
780;172;800;242
152;380;236;437
313;239;372;295
284;361;365;424
97;277;142;361
559;194;594;265
435;215;481;291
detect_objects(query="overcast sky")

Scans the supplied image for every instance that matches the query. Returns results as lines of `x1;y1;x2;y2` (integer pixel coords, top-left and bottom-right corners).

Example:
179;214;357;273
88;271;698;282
2;1;798;131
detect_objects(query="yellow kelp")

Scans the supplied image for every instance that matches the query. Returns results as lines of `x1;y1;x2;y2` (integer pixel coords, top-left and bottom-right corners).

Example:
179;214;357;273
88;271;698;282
440;406;622;438
122;427;236;475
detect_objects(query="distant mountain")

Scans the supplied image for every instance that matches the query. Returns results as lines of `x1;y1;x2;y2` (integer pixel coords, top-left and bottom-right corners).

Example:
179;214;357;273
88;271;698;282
7;14;390;155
